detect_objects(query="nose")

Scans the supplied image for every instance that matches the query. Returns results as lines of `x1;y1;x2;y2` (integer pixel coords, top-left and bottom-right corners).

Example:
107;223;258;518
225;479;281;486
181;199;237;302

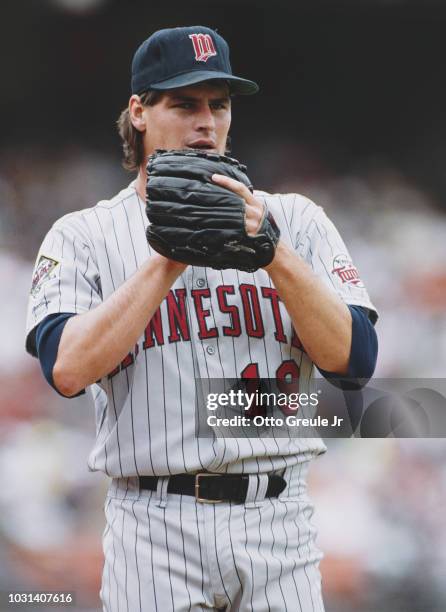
195;104;215;132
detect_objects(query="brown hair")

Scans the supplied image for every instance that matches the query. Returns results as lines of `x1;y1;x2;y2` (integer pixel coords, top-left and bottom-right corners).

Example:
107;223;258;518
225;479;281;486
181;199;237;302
117;90;162;172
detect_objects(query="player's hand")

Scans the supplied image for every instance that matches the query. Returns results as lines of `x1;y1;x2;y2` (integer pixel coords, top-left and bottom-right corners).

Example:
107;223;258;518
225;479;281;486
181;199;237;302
211;173;264;236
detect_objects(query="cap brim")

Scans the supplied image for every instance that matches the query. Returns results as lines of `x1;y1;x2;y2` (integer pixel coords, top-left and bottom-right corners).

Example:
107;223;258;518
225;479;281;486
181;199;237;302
150;70;259;95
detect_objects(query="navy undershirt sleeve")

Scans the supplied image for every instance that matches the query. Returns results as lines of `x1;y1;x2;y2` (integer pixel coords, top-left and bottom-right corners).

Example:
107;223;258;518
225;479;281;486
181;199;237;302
35;312;85;398
317;305;378;387
36;306;377;396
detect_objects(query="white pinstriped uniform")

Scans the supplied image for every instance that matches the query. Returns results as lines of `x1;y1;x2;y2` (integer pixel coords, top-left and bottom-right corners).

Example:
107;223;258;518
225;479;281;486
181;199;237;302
26;184;376;611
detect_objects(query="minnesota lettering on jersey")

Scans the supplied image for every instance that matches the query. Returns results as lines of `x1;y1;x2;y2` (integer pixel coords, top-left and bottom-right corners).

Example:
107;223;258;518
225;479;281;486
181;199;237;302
107;283;303;379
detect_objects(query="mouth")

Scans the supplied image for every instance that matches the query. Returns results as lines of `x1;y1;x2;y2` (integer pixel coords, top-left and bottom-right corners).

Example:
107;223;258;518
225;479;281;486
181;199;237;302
186;140;216;151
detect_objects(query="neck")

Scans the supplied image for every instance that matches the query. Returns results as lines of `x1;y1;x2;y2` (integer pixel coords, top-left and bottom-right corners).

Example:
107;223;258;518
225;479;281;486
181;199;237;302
135;165;147;201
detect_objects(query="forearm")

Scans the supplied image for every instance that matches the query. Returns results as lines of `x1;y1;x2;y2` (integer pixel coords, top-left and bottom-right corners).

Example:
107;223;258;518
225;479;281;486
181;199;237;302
265;241;352;374
53;256;186;395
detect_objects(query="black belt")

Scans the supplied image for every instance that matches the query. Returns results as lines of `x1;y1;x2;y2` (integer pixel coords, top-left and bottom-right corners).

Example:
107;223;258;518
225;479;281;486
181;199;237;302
139;473;287;503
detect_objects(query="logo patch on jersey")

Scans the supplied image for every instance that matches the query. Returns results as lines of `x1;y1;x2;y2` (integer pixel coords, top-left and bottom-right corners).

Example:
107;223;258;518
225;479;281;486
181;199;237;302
331;254;364;287
31;255;59;296
188;33;217;62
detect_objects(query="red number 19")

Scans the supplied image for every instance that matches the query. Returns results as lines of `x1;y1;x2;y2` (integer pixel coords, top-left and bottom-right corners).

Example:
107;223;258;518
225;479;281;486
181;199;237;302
241;359;300;417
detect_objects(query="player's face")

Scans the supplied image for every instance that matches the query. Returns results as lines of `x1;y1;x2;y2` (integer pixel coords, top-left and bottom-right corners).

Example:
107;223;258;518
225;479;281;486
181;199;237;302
140;82;231;156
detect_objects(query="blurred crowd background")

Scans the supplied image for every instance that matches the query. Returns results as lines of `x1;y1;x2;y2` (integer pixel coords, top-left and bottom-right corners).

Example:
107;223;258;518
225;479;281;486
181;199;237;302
1;0;445;610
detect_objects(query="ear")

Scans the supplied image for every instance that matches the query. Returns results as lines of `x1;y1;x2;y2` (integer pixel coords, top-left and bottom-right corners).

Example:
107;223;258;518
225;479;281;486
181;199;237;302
129;95;147;133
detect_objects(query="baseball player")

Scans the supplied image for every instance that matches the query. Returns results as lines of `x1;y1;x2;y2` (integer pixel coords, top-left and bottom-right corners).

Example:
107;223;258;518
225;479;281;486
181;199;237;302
26;26;378;612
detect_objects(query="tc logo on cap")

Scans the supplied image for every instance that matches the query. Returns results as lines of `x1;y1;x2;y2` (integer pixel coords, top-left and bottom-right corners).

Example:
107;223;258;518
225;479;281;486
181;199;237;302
188;33;217;62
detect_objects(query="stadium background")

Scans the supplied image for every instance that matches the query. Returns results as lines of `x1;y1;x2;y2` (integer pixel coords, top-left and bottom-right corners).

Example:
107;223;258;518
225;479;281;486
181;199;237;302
1;1;445;610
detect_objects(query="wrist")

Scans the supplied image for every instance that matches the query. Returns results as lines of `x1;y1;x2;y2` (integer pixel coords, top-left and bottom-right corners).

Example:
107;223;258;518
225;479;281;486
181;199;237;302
263;240;295;274
158;255;188;274
144;253;187;279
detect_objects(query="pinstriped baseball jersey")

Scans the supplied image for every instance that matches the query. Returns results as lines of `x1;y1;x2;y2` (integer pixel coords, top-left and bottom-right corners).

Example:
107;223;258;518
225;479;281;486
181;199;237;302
26;182;377;478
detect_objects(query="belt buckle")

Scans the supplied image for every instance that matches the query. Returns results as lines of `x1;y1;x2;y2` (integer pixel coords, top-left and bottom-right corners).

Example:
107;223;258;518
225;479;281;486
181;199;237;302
195;473;223;504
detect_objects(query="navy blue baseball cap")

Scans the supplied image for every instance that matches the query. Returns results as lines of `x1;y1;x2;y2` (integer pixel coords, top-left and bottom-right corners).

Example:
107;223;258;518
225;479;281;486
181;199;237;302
131;26;259;96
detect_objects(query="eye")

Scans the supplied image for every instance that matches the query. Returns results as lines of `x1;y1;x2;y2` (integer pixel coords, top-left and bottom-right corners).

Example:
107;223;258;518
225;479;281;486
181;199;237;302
210;102;227;110
175;102;193;110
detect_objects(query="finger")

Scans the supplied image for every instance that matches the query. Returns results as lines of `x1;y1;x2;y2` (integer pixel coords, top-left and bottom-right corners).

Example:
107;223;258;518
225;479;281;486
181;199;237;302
211;173;252;199
212;172;265;235
245;205;264;236
245;218;262;236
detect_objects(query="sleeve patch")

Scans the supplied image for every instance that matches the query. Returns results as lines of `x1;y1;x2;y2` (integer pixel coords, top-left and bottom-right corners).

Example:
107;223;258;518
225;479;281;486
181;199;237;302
31;255;59;296
331;254;364;288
